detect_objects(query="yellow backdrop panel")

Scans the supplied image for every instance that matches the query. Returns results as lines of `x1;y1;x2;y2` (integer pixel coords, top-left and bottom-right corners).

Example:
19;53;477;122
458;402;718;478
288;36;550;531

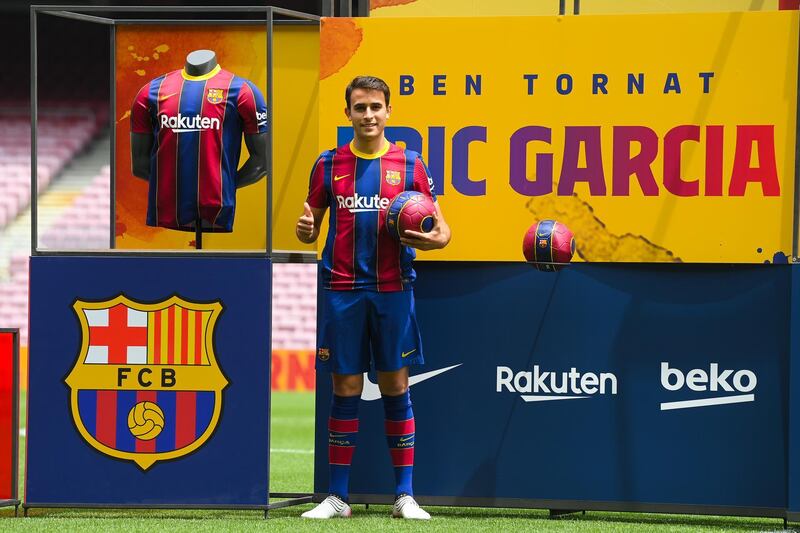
369;0;781;17
320;12;798;263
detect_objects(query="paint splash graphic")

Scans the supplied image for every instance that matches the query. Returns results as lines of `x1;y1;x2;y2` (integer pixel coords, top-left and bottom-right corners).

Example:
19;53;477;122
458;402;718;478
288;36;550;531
764;251;790;264
125;44;170;77
370;0;418;9
320;18;363;80
525;195;680;262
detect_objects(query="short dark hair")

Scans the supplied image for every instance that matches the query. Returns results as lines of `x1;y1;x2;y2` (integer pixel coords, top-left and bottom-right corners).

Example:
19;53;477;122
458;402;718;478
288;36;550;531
345;76;390;108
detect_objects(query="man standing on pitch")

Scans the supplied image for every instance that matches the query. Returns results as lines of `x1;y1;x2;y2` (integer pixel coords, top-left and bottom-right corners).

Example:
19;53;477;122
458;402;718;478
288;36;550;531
296;76;451;520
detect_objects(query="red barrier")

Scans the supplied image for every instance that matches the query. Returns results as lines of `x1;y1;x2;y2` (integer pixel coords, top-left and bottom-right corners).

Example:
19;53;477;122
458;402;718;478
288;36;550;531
0;330;19;509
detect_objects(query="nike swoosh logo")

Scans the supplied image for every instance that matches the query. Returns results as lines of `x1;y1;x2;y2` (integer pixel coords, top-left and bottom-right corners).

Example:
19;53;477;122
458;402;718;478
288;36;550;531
329;433;348;438
158;92;178;102
360;364;462;401
401;349;416;358
334;174;350;181
399;436;413;442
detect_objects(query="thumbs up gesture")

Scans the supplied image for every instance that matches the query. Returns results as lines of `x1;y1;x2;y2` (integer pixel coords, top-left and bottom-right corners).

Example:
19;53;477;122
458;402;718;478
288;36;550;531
296;202;317;243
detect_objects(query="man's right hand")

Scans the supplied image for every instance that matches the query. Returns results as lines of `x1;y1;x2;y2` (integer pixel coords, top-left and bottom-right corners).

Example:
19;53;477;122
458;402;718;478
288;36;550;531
296;202;317;243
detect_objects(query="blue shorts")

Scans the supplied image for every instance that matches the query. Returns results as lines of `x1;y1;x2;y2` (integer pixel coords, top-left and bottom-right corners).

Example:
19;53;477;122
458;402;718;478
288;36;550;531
316;289;425;374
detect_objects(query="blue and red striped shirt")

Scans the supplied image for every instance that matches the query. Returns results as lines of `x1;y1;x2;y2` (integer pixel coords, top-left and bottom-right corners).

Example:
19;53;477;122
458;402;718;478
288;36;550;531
307;141;437;292
131;65;267;232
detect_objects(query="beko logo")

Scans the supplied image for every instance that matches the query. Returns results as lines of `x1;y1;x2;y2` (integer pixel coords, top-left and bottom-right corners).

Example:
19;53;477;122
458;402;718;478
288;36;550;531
496;365;617;402
659;362;757;411
160;113;220;133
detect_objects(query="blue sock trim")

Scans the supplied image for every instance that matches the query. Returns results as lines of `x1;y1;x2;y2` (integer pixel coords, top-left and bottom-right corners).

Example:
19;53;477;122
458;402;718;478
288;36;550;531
382;390;412;420
332;393;360;419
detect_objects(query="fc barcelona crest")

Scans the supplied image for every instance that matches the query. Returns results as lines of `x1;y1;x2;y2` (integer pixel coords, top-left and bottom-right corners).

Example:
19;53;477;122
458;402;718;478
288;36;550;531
385;170;401;186
206;88;224;104
64;295;228;470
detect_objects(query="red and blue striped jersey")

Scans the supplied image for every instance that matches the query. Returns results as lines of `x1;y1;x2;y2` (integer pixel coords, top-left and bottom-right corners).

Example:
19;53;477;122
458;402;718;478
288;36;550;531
307;141;437;292
130;65;267;232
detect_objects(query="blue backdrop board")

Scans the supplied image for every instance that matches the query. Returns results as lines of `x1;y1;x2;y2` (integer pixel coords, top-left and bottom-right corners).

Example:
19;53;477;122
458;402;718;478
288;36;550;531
788;266;800;521
315;262;790;516
27;256;271;508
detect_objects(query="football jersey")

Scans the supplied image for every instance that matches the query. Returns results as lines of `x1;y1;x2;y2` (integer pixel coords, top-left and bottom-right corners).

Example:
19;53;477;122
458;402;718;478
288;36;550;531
131;65;267;232
306;141;437;292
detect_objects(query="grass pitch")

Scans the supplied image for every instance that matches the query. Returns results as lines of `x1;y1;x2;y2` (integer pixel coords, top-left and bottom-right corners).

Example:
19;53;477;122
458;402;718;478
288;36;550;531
0;392;791;531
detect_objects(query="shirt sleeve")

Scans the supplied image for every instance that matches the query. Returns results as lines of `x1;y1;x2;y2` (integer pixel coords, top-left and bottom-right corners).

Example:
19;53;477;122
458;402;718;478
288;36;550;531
412;154;437;203
237;80;268;135
306;155;328;209
130;83;153;134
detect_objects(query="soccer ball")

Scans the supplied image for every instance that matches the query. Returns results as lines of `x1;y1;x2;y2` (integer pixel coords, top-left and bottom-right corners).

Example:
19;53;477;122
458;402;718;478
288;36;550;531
522;220;576;272
385;191;436;240
127;401;165;441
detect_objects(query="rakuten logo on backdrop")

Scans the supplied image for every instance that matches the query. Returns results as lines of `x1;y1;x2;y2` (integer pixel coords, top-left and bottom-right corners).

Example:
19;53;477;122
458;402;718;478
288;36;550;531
659;362;757;411
496;365;618;402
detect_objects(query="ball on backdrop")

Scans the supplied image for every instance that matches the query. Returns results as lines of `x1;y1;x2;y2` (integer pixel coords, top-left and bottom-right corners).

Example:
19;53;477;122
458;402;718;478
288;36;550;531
385;191;436;239
127;401;165;441
522;220;576;272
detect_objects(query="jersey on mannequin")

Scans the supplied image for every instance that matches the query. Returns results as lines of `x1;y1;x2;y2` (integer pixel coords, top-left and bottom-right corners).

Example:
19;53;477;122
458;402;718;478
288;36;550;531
130;49;268;232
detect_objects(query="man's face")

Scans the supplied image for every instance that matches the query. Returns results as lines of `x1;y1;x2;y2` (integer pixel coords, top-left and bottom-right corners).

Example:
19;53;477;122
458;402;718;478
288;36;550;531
345;88;391;142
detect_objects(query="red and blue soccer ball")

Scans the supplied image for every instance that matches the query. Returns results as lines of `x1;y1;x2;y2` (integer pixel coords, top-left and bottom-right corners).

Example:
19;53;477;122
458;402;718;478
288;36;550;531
385;191;436;239
523;220;576;272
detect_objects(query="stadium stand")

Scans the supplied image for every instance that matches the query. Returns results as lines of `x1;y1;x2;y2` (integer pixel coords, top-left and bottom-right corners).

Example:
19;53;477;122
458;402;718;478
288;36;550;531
272;263;317;350
0;105;108;346
39;167;110;250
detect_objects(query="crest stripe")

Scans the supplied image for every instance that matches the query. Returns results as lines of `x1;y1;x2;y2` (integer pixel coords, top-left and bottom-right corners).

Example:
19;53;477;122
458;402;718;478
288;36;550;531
174;307;183;363
161;310;169;362
187;310;196;364
96;390;117;448
195;311;203;364
181;308;189;364
197;391;215;437
153;310;161;364
116;390;137;452
147;311;155;364
78;390;96;436
155;391;177;453
175;391;197;448
167;306;176;364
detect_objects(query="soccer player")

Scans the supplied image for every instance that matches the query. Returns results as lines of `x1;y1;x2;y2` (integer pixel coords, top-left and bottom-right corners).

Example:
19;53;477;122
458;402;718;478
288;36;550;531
296;76;451;520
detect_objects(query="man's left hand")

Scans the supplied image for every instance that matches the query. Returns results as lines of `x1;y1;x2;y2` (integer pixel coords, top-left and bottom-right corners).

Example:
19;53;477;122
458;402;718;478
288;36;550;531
400;211;449;251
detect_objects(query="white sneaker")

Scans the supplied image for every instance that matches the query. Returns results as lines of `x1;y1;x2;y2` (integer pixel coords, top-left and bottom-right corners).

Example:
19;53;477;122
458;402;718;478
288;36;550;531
392;494;430;520
301;495;352;519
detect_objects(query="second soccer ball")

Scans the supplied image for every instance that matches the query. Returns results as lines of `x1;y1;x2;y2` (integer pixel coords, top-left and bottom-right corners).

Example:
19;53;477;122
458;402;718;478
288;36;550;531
523;220;576;272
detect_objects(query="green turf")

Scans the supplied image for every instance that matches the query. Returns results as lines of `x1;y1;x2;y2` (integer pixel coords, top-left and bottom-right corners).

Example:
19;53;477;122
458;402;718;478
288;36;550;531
0;392;791;531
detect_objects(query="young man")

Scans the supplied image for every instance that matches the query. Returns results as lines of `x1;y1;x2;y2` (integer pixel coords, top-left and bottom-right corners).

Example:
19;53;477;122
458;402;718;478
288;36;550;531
296;76;451;520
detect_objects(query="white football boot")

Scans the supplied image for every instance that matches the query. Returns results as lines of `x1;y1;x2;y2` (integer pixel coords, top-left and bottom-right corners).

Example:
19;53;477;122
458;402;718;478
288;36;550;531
301;494;352;519
392;494;431;520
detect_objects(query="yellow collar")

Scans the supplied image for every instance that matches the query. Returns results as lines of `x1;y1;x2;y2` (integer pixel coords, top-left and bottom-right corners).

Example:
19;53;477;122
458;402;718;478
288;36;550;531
350;139;390;160
181;64;222;81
